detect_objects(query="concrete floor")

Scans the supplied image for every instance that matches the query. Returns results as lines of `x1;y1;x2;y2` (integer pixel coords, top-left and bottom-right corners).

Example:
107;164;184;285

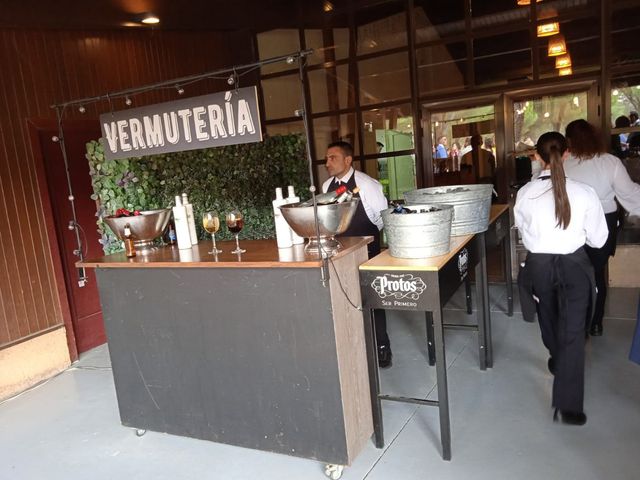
1;284;638;480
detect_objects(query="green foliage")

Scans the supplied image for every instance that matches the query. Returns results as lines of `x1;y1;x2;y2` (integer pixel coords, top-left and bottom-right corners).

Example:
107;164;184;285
86;135;310;254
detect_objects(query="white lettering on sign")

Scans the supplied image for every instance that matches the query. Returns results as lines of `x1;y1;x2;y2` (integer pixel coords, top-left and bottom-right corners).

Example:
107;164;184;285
371;274;426;301
101;94;257;154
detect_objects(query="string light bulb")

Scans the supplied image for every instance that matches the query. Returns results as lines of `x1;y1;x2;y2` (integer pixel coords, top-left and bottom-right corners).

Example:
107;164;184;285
537;22;560;37
555;54;572;69
176;85;185;95
125;96;132;106
548;34;567;56
227;75;235;85
78;105;86;113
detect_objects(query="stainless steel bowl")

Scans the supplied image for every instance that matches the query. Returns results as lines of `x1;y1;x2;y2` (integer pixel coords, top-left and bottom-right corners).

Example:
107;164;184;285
103;208;172;251
279;199;359;256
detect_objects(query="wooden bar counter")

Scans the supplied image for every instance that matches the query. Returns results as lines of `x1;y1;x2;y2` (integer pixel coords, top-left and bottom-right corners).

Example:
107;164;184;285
79;237;373;467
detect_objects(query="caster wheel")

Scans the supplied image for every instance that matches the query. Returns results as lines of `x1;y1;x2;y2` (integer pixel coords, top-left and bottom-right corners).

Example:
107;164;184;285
135;429;147;437
324;464;344;480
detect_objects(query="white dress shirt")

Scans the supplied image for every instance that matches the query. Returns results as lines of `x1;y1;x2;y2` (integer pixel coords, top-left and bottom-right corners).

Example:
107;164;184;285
563;153;640;215
322;168;388;230
514;172;608;254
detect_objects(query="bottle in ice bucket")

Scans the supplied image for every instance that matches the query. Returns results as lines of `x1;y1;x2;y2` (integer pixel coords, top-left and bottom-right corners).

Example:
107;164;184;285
390;202;415;214
299;184;348;206
336;186;360;203
123;224;136;258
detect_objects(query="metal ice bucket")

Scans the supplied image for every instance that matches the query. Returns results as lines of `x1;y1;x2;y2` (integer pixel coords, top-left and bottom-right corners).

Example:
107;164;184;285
279;199;359;257
382;204;454;258
103;208;172;252
404;184;493;235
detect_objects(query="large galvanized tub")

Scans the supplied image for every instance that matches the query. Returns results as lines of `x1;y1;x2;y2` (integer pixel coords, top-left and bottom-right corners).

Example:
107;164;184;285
404;184;493;236
382;204;454;258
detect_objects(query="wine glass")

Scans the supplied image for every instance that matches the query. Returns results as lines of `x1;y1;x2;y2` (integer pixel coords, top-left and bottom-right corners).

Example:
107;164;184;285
202;211;222;254
226;210;246;254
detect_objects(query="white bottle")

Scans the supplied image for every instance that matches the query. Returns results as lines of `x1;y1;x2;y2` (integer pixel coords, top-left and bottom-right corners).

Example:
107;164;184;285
286;186;305;245
181;193;198;245
273;187;293;249
172;195;193;250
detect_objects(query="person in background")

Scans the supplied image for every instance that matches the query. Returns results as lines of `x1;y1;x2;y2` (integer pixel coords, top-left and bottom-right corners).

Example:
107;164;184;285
630;111;639;127
564;119;640;336
434;136;448;159
515;131;608;426
612;115;630;158
451;141;461;170
323;141;393;368
461;134;495;182
459;136;473;158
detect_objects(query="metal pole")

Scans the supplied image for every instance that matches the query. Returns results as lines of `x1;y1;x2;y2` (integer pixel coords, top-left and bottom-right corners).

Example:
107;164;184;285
296;54;329;285
54;106;88;287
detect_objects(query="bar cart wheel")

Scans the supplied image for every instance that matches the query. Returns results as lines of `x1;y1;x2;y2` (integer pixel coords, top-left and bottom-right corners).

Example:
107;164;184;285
135;429;147;437
324;464;344;479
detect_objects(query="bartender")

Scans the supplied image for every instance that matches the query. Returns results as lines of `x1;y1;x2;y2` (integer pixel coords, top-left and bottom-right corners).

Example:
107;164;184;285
322;141;392;368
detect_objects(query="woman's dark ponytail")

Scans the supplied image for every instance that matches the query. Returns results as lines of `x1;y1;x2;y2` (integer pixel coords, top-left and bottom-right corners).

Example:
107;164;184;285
536;132;571;229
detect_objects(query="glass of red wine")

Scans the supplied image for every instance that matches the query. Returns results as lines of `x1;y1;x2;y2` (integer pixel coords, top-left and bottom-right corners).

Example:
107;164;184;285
226;209;246;254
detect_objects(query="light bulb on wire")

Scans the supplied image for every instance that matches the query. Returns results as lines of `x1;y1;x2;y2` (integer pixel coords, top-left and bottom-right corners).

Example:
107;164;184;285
176;85;185;95
125;96;132;106
78;105;86;113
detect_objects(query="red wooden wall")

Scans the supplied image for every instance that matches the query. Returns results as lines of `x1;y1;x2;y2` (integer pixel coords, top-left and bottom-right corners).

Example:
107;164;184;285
0;27;254;349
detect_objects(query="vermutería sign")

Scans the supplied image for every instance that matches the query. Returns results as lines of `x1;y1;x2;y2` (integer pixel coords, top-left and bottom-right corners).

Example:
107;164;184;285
100;87;262;160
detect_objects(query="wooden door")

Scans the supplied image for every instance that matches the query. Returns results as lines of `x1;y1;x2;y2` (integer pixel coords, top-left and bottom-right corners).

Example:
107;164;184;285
30;119;106;354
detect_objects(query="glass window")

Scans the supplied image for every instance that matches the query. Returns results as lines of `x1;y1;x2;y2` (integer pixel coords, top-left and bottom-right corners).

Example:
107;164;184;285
358;52;411;105
266;121;304;137
361;104;414;156
513;92;589;147
414;1;466;43
257;29;301;75
308;65;353;113
417;42;467;95
474;30;531;87
429;105;495;180
305;28;350;65
611;7;640;69
356;3;408;55
611;83;640;126
261;74;301;120
313;114;360;159
538;17;600;79
471;0;529;31
365;154;415;201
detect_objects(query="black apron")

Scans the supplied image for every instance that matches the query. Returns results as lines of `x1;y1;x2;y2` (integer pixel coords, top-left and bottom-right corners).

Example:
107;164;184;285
328;174;381;258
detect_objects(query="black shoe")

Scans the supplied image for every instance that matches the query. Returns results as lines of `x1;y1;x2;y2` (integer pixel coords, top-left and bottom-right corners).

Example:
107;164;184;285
589;324;603;336
377;344;392;369
553;408;587;426
547;357;556;375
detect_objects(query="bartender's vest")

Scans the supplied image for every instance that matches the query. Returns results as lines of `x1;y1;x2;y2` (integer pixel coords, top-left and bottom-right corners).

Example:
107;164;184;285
328;174;381;258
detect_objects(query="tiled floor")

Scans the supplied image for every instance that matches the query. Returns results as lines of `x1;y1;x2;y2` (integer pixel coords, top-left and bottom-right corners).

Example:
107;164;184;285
1;285;638;480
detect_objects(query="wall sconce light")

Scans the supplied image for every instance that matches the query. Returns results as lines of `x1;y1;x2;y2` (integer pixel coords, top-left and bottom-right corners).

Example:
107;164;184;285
555;54;572;69
558;67;573;76
537;22;560;37
141;13;160;25
548;34;567;56
517;0;543;5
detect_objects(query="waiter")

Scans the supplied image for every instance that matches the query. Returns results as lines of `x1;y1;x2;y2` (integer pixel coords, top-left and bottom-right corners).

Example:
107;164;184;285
322;141;392;368
515;131;608;425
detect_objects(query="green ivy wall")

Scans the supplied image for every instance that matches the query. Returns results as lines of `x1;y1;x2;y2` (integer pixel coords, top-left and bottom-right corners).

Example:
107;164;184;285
86;135;309;254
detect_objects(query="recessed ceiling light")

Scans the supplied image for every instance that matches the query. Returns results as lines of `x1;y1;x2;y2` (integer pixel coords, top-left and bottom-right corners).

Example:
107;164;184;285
141;13;160;25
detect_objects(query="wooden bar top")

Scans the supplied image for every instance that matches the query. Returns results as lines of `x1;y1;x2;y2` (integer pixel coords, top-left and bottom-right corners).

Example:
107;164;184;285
489;204;509;223
360;234;474;272
78;237;372;269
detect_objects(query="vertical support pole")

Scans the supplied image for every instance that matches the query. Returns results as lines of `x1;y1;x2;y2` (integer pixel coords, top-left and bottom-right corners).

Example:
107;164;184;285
363;307;384;448
503;213;514;317
477;233;492;369
425;311;436;366
465;276;473;314
432;305;451;461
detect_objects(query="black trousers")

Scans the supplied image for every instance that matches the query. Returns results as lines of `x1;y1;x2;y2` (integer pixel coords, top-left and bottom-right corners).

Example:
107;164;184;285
584;212;618;328
527;253;592;413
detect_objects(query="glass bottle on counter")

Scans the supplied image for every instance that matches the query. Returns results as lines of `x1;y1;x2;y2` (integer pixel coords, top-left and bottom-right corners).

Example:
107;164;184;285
123;224;136;258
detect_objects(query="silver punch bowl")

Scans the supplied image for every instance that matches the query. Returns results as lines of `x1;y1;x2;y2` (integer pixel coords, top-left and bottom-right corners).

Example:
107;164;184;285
103;208;172;252
279;199;359;256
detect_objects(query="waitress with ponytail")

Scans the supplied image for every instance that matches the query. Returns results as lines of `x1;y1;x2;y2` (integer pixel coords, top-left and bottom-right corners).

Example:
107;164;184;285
515;132;608;425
